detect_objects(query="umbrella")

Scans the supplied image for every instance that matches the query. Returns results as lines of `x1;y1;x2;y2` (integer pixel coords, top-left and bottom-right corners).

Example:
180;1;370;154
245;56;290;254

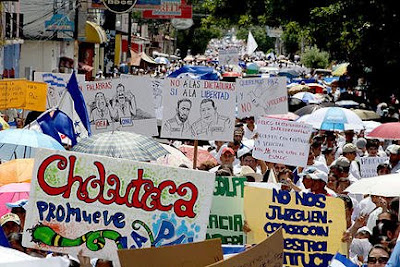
0;159;33;186
335;100;359;108
278;69;300;78
0;129;65;161
345;173;400;197
294;103;336;117
178;144;217;168
0;117;10;130
0;183;30;217
306;83;325;94
332;63;349;76
288;97;307;112
267;112;300;121
246;63;259;74
292;92;321;104
352;109;380;121
72;131;169;162
366;122;400;140
288;84;310;95
363;121;382;135
303;107;364;131
155;144;193;168
154;57;170;65
222;72;241;78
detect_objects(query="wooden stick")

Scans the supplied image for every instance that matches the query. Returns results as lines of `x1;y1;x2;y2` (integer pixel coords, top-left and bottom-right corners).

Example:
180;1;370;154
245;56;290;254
193;140;198;169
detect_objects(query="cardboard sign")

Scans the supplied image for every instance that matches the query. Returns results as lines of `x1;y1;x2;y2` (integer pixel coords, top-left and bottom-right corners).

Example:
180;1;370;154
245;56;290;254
207;228;283;267
22;149;215;263
83;77;158;136
161;78;236;142
360;156;389;178
244;187;346;267
252;117;312;167
207;176;246;245
0;79;48;111
236;77;288;118
118;238;223;267
218;47;239;66
34;72;86;109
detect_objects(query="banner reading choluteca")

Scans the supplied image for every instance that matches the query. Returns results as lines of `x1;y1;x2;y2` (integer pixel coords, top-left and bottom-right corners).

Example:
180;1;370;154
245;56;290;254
22;149;215;263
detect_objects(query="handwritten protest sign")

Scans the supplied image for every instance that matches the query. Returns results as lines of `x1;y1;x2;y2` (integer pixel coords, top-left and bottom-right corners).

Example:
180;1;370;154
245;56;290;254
218;47;239;66
83;77;158;136
207;228;283;267
22;149;215;264
244;187;346;267
161;78;236;141
206;176;246;245
34;72;86;109
118;238;223;267
0;79;48;111
253;117;312;167
360;156;389;178
236;77;287;118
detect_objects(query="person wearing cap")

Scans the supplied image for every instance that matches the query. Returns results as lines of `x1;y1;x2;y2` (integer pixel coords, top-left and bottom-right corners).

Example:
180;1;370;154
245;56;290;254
385;144;400;173
356;138;368;157
234;151;266;175
293;149;329;187
6;199;27;229
342;143;361;180
308;169;330;196
0;213;21;236
209;147;236;173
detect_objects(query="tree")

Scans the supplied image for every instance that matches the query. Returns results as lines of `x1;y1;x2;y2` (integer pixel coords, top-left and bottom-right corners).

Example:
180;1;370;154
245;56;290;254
300;46;330;69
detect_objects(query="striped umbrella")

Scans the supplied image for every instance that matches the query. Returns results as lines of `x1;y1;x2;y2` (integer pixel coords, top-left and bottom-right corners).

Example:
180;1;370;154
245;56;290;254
72;131;169;162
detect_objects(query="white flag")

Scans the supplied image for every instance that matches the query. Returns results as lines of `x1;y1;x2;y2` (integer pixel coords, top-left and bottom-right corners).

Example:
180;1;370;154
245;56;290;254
247;31;258;55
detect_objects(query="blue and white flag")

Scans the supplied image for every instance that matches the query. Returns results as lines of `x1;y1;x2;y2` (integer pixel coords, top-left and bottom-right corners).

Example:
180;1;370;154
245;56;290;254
329;253;358;267
27;72;91;146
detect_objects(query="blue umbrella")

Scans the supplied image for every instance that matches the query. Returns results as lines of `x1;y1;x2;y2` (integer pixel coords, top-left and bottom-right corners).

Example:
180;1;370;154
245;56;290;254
154;57;170;65
0;129;65;161
168;65;220;80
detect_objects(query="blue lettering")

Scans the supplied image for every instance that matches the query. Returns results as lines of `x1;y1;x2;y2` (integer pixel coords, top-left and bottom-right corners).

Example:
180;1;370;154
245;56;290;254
93;211;101;224
36;201;48;221
46;202;56;221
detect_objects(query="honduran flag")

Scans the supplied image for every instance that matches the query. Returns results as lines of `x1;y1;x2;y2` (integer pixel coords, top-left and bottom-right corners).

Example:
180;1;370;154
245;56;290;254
329;253;358;267
29;72;91;146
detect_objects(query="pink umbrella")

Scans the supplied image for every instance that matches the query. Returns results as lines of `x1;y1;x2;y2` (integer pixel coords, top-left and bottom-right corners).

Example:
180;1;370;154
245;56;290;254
0;183;30;217
367;122;400;140
267;112;300;121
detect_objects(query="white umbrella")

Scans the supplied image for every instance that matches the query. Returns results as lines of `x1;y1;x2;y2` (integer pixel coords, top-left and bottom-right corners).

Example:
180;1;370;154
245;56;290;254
363;121;382;135
303;107;364;131
292;92;321;104
345;173;400;197
155;143;193;168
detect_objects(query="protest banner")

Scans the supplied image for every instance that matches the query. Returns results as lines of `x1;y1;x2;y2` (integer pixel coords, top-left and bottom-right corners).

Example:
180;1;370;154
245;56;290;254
218;47;239;66
118;238;223;267
206;176;246;245
236;77;288;118
33;72;86;109
207;228;283;267
22;149;215;264
244;187;346;267
83;76;158;136
360;156;389;178
0;79;48;111
252;117;312;167
161;78;236;141
142;0;192;19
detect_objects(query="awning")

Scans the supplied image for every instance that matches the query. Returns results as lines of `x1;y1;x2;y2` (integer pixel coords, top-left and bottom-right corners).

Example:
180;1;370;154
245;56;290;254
130;50;156;66
85;21;107;44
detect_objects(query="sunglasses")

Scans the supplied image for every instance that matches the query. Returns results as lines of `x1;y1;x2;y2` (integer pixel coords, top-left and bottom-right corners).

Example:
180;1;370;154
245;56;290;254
367;256;389;264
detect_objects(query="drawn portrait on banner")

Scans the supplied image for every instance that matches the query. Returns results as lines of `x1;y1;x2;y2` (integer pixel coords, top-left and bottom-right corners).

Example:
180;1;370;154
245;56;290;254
163;98;192;136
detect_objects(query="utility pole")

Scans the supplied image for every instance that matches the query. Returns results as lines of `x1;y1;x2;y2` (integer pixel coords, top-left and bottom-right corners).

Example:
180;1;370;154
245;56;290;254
73;0;80;71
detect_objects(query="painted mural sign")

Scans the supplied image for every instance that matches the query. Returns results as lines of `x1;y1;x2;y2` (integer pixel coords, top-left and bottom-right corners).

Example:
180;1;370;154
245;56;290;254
83;76;158;136
206;176;246;245
22;149;215;264
244;187;346;267
161;78;236;141
236;77;287;118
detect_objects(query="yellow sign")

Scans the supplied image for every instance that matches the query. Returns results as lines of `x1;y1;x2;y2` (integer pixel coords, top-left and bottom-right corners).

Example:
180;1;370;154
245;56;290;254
244;187;346;267
0;79;48;111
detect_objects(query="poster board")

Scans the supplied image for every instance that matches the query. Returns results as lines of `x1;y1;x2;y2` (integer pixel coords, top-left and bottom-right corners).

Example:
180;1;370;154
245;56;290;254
161;78;236;141
244;187;346;267
252;117;312;167
236;77;287;118
33;72;86;109
360;156;389;178
207;228;283;267
83;77;158;136
218;47;239;66
0;79;48;111
207;176;246;245
118;238;223;267
22;149;215;264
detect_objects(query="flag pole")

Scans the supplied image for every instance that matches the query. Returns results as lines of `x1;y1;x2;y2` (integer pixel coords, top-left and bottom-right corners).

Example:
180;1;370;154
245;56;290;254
193;139;198;169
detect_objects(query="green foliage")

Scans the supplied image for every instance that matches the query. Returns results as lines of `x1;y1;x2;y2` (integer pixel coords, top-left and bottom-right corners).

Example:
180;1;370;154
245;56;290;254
300;46;330;69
